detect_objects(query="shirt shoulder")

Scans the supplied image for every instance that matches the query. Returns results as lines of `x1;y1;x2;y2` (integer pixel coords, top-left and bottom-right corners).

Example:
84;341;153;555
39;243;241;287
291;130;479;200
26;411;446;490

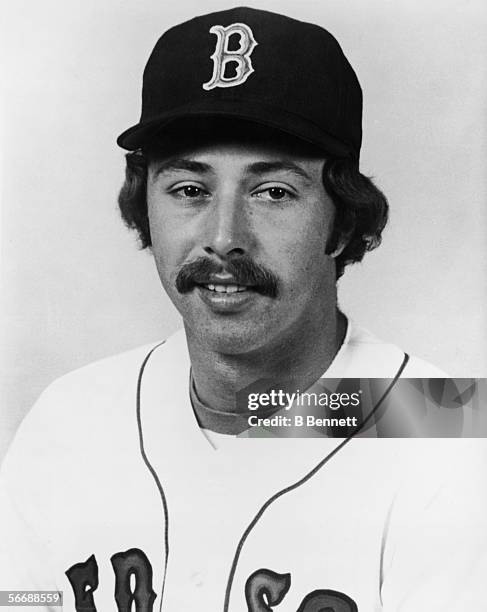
4;329;188;460
29;342;160;423
326;319;447;378
36;328;186;408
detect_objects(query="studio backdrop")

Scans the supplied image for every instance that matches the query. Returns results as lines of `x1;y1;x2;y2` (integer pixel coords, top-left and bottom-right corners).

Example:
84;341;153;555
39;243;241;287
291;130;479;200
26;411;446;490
1;0;486;459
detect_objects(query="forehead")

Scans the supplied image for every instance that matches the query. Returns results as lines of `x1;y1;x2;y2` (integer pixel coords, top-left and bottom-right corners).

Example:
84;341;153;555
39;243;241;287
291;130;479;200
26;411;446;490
144;117;327;167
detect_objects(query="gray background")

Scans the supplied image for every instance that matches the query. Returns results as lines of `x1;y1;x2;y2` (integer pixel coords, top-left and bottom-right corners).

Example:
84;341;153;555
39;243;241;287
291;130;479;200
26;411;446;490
1;0;486;460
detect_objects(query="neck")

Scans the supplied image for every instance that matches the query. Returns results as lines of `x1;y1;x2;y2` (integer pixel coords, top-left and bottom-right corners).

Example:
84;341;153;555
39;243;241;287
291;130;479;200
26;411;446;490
186;308;347;414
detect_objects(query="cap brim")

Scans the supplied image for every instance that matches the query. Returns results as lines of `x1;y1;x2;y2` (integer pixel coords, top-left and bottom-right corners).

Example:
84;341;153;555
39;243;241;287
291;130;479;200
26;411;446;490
117;100;354;158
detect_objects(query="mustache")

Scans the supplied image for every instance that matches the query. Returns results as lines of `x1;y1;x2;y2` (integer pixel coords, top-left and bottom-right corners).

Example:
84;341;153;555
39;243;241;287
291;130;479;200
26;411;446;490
175;256;279;298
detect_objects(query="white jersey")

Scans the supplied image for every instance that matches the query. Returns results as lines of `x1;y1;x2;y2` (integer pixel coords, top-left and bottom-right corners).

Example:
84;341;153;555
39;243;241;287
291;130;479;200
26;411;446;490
0;321;485;611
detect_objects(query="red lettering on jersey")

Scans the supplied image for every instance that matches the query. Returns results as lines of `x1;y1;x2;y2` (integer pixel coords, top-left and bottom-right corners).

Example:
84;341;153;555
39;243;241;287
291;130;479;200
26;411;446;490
245;568;357;612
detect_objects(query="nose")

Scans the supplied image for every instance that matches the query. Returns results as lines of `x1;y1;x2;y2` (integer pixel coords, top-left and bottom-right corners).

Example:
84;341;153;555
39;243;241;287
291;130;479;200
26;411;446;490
202;191;253;259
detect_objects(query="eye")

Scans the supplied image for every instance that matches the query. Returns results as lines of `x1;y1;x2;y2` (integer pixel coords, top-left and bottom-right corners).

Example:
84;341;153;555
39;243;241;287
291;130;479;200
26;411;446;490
253;185;295;202
177;185;206;198
168;183;210;201
266;187;287;200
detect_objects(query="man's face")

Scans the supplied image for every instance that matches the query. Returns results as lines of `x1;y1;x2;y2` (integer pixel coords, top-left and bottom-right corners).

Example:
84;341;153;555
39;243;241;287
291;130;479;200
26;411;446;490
146;131;338;355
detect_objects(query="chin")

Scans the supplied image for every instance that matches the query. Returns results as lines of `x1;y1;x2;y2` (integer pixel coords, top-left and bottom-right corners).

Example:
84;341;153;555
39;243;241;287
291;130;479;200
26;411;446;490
189;317;274;355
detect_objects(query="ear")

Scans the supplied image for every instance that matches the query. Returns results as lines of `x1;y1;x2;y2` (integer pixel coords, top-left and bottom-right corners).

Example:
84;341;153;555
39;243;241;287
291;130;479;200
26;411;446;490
328;231;352;258
329;242;346;259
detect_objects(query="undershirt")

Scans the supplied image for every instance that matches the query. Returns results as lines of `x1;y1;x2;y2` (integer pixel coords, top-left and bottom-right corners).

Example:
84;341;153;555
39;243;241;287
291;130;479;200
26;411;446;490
189;370;280;435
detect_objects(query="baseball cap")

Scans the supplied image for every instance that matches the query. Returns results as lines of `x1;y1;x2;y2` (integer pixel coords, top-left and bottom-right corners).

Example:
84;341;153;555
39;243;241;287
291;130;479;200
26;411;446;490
117;7;362;160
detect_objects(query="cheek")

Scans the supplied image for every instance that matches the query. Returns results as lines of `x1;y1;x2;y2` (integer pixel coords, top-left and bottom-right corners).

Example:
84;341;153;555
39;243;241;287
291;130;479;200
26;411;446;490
147;206;185;294
280;240;329;292
147;197;187;265
265;204;334;286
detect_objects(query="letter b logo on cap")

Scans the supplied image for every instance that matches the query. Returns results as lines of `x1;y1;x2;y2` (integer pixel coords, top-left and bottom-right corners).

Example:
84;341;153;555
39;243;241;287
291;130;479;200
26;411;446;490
203;23;258;91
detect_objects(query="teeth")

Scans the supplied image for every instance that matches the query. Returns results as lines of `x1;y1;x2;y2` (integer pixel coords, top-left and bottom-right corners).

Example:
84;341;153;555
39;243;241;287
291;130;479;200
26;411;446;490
204;284;248;293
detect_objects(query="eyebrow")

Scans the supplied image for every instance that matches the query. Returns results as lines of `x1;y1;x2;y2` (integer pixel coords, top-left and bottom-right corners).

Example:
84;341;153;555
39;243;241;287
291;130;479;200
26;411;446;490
244;161;312;181
151;158;312;181
151;159;213;178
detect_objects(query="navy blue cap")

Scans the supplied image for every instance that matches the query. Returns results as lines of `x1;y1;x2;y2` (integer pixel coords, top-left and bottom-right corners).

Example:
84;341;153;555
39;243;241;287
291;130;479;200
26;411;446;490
117;7;362;159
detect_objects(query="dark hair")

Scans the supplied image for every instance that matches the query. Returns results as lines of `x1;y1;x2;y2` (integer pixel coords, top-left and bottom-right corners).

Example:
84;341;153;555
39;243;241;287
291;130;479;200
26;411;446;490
118;151;388;279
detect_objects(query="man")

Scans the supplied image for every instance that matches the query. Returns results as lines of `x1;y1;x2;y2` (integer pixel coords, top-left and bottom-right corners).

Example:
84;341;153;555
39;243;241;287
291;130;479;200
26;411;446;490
0;7;485;611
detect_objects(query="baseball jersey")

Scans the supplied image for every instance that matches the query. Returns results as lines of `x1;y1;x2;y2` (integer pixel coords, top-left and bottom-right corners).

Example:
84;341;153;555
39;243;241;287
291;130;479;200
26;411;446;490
0;320;485;611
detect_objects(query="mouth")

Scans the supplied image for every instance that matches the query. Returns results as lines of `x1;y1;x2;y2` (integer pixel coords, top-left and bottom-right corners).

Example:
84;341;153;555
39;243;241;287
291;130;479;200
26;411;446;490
194;282;258;313
202;283;251;294
175;257;279;299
